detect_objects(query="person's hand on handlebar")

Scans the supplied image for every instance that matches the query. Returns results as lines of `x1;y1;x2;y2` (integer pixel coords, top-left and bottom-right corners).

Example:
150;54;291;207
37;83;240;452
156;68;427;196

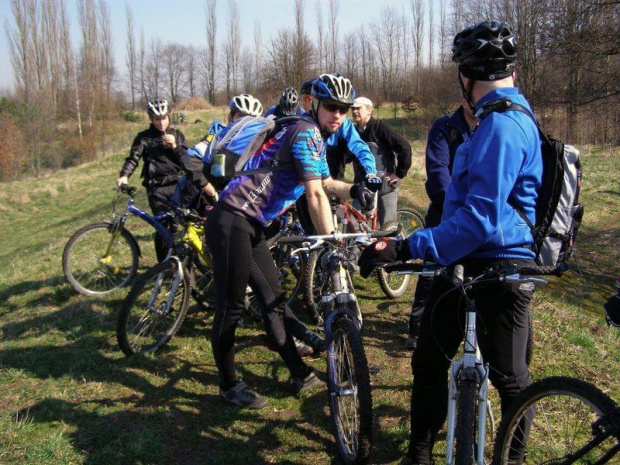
350;183;375;211
116;175;128;188
358;238;412;278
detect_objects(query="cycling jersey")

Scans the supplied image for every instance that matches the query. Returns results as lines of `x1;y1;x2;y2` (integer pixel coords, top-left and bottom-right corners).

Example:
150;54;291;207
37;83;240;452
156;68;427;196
406;87;542;265
218;118;329;226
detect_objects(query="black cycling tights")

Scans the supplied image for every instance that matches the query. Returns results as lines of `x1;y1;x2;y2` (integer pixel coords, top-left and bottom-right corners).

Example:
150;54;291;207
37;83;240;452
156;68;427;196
205;207;309;390
407;258;534;463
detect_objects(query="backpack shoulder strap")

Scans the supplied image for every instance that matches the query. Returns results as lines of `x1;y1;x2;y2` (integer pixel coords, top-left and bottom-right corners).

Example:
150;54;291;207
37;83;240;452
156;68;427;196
478;97;542;231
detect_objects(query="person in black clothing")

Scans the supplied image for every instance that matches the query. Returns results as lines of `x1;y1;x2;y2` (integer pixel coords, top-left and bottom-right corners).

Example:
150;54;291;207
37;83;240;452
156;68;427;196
351;97;412;226
406;104;474;350
116;98;197;261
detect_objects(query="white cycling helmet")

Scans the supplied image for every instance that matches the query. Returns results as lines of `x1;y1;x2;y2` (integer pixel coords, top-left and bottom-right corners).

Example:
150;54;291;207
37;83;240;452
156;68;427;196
146;98;170;117
229;94;263;117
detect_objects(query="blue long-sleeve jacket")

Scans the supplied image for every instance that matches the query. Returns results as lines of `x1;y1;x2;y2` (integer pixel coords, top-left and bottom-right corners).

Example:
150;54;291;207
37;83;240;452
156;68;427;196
424;107;471;226
406;87;542;265
325;118;376;179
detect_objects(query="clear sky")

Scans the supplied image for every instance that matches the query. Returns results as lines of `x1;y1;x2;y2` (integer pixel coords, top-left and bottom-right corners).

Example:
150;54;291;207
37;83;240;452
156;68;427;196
0;0;423;93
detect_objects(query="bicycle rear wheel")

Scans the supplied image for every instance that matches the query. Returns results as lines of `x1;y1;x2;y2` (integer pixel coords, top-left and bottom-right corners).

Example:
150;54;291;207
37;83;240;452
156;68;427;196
327;317;373;464
492;376;618;464
376;220;412;298
63;222;139;296
117;259;190;356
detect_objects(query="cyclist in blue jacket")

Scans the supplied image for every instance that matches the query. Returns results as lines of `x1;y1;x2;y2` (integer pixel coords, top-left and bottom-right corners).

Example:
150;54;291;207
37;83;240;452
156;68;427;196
358;22;542;464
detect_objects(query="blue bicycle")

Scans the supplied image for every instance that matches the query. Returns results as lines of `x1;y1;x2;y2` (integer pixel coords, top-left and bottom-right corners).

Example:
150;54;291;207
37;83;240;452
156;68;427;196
62;185;174;296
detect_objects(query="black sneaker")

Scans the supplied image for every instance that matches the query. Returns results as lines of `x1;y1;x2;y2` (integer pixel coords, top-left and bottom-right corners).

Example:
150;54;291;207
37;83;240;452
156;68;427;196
220;381;268;409
288;370;325;395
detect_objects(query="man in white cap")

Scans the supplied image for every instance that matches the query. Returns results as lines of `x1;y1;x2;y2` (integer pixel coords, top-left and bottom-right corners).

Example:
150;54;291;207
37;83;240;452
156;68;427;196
351;96;412;225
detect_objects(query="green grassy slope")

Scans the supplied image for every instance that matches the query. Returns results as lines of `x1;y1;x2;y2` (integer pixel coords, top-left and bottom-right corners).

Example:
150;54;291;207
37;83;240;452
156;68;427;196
0;109;618;464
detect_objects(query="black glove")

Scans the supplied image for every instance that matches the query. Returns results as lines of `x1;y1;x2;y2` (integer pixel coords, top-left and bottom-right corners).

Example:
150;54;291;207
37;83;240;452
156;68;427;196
358;238;412;278
364;174;383;193
350;183;375;211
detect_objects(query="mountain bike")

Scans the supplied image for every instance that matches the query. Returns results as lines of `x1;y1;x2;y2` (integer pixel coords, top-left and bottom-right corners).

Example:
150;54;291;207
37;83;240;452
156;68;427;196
385;261;555;464
62;184;173;296
116;205;214;356
492;300;620;464
303;196;425;321
280;228;398;464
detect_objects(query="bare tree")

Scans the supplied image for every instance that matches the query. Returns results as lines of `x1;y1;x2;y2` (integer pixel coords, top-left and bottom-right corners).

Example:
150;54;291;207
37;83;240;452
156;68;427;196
205;0;217;103
253;21;263;92
316;0;325;72
125;3;137;109
97;0;115;101
185;45;199;97
371;5;409;103
327;0;339;70
428;0;435;67
223;0;241;98
161;44;188;103
411;0;425;95
439;0;449;67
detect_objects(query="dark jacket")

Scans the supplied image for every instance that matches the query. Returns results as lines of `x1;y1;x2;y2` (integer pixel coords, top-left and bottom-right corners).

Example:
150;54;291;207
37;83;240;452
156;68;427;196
352;117;412;183
424;106;471;226
120;125;190;187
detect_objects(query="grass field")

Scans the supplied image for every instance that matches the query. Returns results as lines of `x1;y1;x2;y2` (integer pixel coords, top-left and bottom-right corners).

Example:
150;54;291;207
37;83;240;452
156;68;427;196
0;108;618;464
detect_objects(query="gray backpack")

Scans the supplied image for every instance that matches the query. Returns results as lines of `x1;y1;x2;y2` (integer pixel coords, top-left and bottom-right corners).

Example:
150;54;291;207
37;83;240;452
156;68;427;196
479;98;584;270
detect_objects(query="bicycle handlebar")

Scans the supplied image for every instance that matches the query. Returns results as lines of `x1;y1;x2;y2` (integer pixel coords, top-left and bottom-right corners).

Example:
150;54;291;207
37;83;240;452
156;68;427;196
278;225;400;245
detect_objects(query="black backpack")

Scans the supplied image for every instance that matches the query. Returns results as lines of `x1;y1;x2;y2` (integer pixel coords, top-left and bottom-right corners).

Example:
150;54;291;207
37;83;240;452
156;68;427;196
478;97;584;270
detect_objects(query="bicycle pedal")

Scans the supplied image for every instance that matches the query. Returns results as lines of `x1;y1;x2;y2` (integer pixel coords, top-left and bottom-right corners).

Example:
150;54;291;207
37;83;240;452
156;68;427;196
368;365;381;375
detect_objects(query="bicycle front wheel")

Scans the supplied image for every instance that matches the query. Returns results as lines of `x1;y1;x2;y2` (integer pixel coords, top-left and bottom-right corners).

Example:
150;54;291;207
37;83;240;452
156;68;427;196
327;317;373;464
117;259;190;356
63;222;139;296
492;376;618;465
455;376;479;464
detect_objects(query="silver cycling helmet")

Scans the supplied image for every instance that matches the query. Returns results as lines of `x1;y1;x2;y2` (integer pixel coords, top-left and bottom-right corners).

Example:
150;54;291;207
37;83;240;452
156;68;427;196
229;94;263;117
146;98;170;117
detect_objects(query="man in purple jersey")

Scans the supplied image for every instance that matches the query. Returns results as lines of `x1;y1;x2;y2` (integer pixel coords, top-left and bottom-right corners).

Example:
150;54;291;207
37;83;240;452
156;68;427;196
205;74;375;409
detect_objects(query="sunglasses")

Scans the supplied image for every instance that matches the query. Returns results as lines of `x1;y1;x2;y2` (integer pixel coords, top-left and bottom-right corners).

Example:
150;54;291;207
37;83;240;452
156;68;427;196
322;102;350;114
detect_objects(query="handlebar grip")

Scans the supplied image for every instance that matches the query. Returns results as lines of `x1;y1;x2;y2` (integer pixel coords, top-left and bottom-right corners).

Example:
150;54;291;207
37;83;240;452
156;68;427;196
453;264;465;286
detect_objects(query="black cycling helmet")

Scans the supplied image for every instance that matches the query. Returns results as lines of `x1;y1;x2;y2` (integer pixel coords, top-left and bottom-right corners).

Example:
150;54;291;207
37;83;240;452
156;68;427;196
311;73;355;105
452;21;516;81
300;79;314;96
146;98;170;117
279;87;299;115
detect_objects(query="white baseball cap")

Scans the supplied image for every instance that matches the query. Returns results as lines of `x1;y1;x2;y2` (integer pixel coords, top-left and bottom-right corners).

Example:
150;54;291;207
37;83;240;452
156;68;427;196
351;97;373;108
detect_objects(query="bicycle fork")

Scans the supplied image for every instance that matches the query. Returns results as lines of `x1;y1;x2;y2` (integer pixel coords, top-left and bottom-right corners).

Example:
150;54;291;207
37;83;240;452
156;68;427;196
445;309;490;465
